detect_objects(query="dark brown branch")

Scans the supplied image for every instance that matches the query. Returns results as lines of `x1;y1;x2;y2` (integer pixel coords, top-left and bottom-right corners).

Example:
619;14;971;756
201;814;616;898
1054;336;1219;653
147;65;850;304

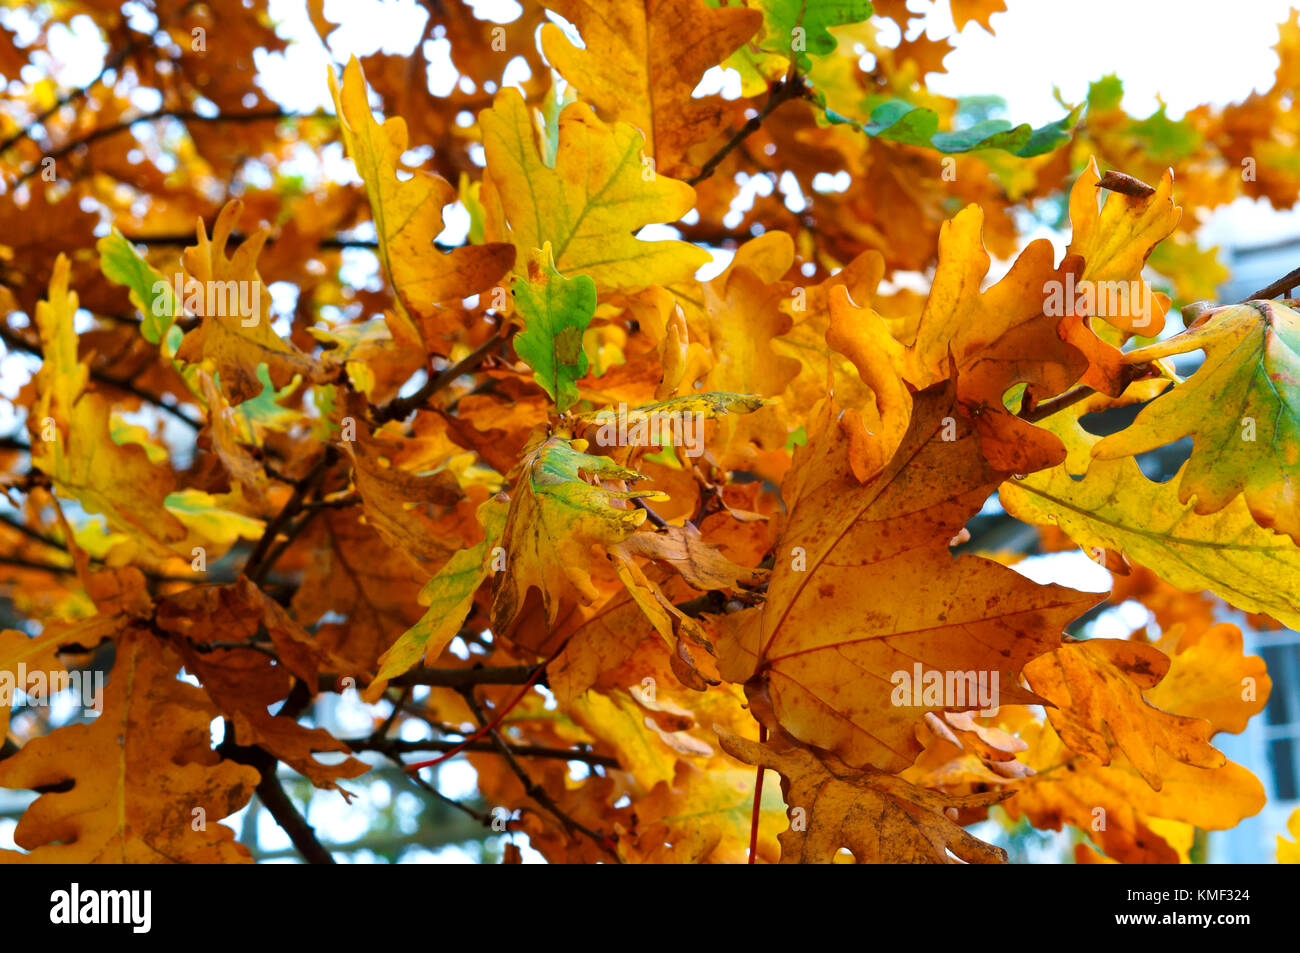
632;496;670;529
687;74;809;186
0;325;200;429
16;109;329;184
460;689;618;858
1017;385;1096;424
217;679;334;864
123;232;388;252
300;494;361;511
243;447;337;584
319;664;542;694
0;512;216;584
232;743;335;864
1242;265;1300;302
375;329;511;423
344;736;618;768
0;554;78;575
255;509;320;582
1019;362;1161;424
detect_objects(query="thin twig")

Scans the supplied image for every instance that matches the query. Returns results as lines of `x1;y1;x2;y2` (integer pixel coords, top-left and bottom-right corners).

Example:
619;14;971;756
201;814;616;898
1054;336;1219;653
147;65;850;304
344;736;618;767
16;109;329;185
1243;265;1300;302
687;74;809;186
1017;385;1096;424
318;664;541;695
376;329;512;423
0;41;136;157
243;447;337;583
460;689;619;859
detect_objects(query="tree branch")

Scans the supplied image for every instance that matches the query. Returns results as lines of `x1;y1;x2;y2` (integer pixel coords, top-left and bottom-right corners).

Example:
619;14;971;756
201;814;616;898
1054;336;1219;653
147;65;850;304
0;324;200;429
1242;265;1300;302
122;232;388;252
344;735;618;768
687;74;809;186
16;109;330;185
460;689;619;859
320;664;543;695
0;41;136;158
243;447;337;584
375;328;512;423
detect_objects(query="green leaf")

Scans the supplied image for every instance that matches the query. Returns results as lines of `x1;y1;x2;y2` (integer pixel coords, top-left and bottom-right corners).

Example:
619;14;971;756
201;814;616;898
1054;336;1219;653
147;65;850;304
365;498;508;700
1000;381;1300;628
97;229;177;345
826;99;1077;157
754;0;874;73
1129;105;1200;163
513;243;598;412
1087;74;1124;112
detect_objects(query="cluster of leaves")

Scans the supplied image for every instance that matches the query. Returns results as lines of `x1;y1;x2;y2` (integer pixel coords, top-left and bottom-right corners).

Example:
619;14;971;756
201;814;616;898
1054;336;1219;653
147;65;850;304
1;0;1299;864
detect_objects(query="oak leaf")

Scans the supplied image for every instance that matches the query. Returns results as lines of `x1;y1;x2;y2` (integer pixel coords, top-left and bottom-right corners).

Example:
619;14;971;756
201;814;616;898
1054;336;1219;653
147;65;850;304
721;381;1097;772
328;57;515;344
481;88;709;292
1022;637;1223;789
718;729;1010;863
540;0;761;178
1093;299;1300;542
1000;380;1300;628
0;628;258;863
491;436;666;636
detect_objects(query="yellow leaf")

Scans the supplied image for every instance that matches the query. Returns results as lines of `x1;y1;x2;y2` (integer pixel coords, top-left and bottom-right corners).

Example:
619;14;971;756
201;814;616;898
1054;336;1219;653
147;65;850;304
0;628;258;863
539;0;760;177
328;57;515;343
481;88;709;292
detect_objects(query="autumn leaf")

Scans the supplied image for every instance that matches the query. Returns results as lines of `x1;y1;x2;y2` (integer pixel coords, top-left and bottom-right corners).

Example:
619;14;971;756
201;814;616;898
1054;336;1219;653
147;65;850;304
491;436;667;635
1000;380;1300;628
1148;623;1271;734
1064;157;1181;337
718;728;1010;863
0;627;67;741
721;381;1098;772
951;0;1007;33
173;201;326;404
29;256;187;557
1281;807;1300;863
0;627;259;863
1092;299;1300;542
480;87;710;292
539;0;761;178
1022;637;1223;789
329;57;514;344
513;244;598;411
365;495;508;701
1006;717;1266;864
